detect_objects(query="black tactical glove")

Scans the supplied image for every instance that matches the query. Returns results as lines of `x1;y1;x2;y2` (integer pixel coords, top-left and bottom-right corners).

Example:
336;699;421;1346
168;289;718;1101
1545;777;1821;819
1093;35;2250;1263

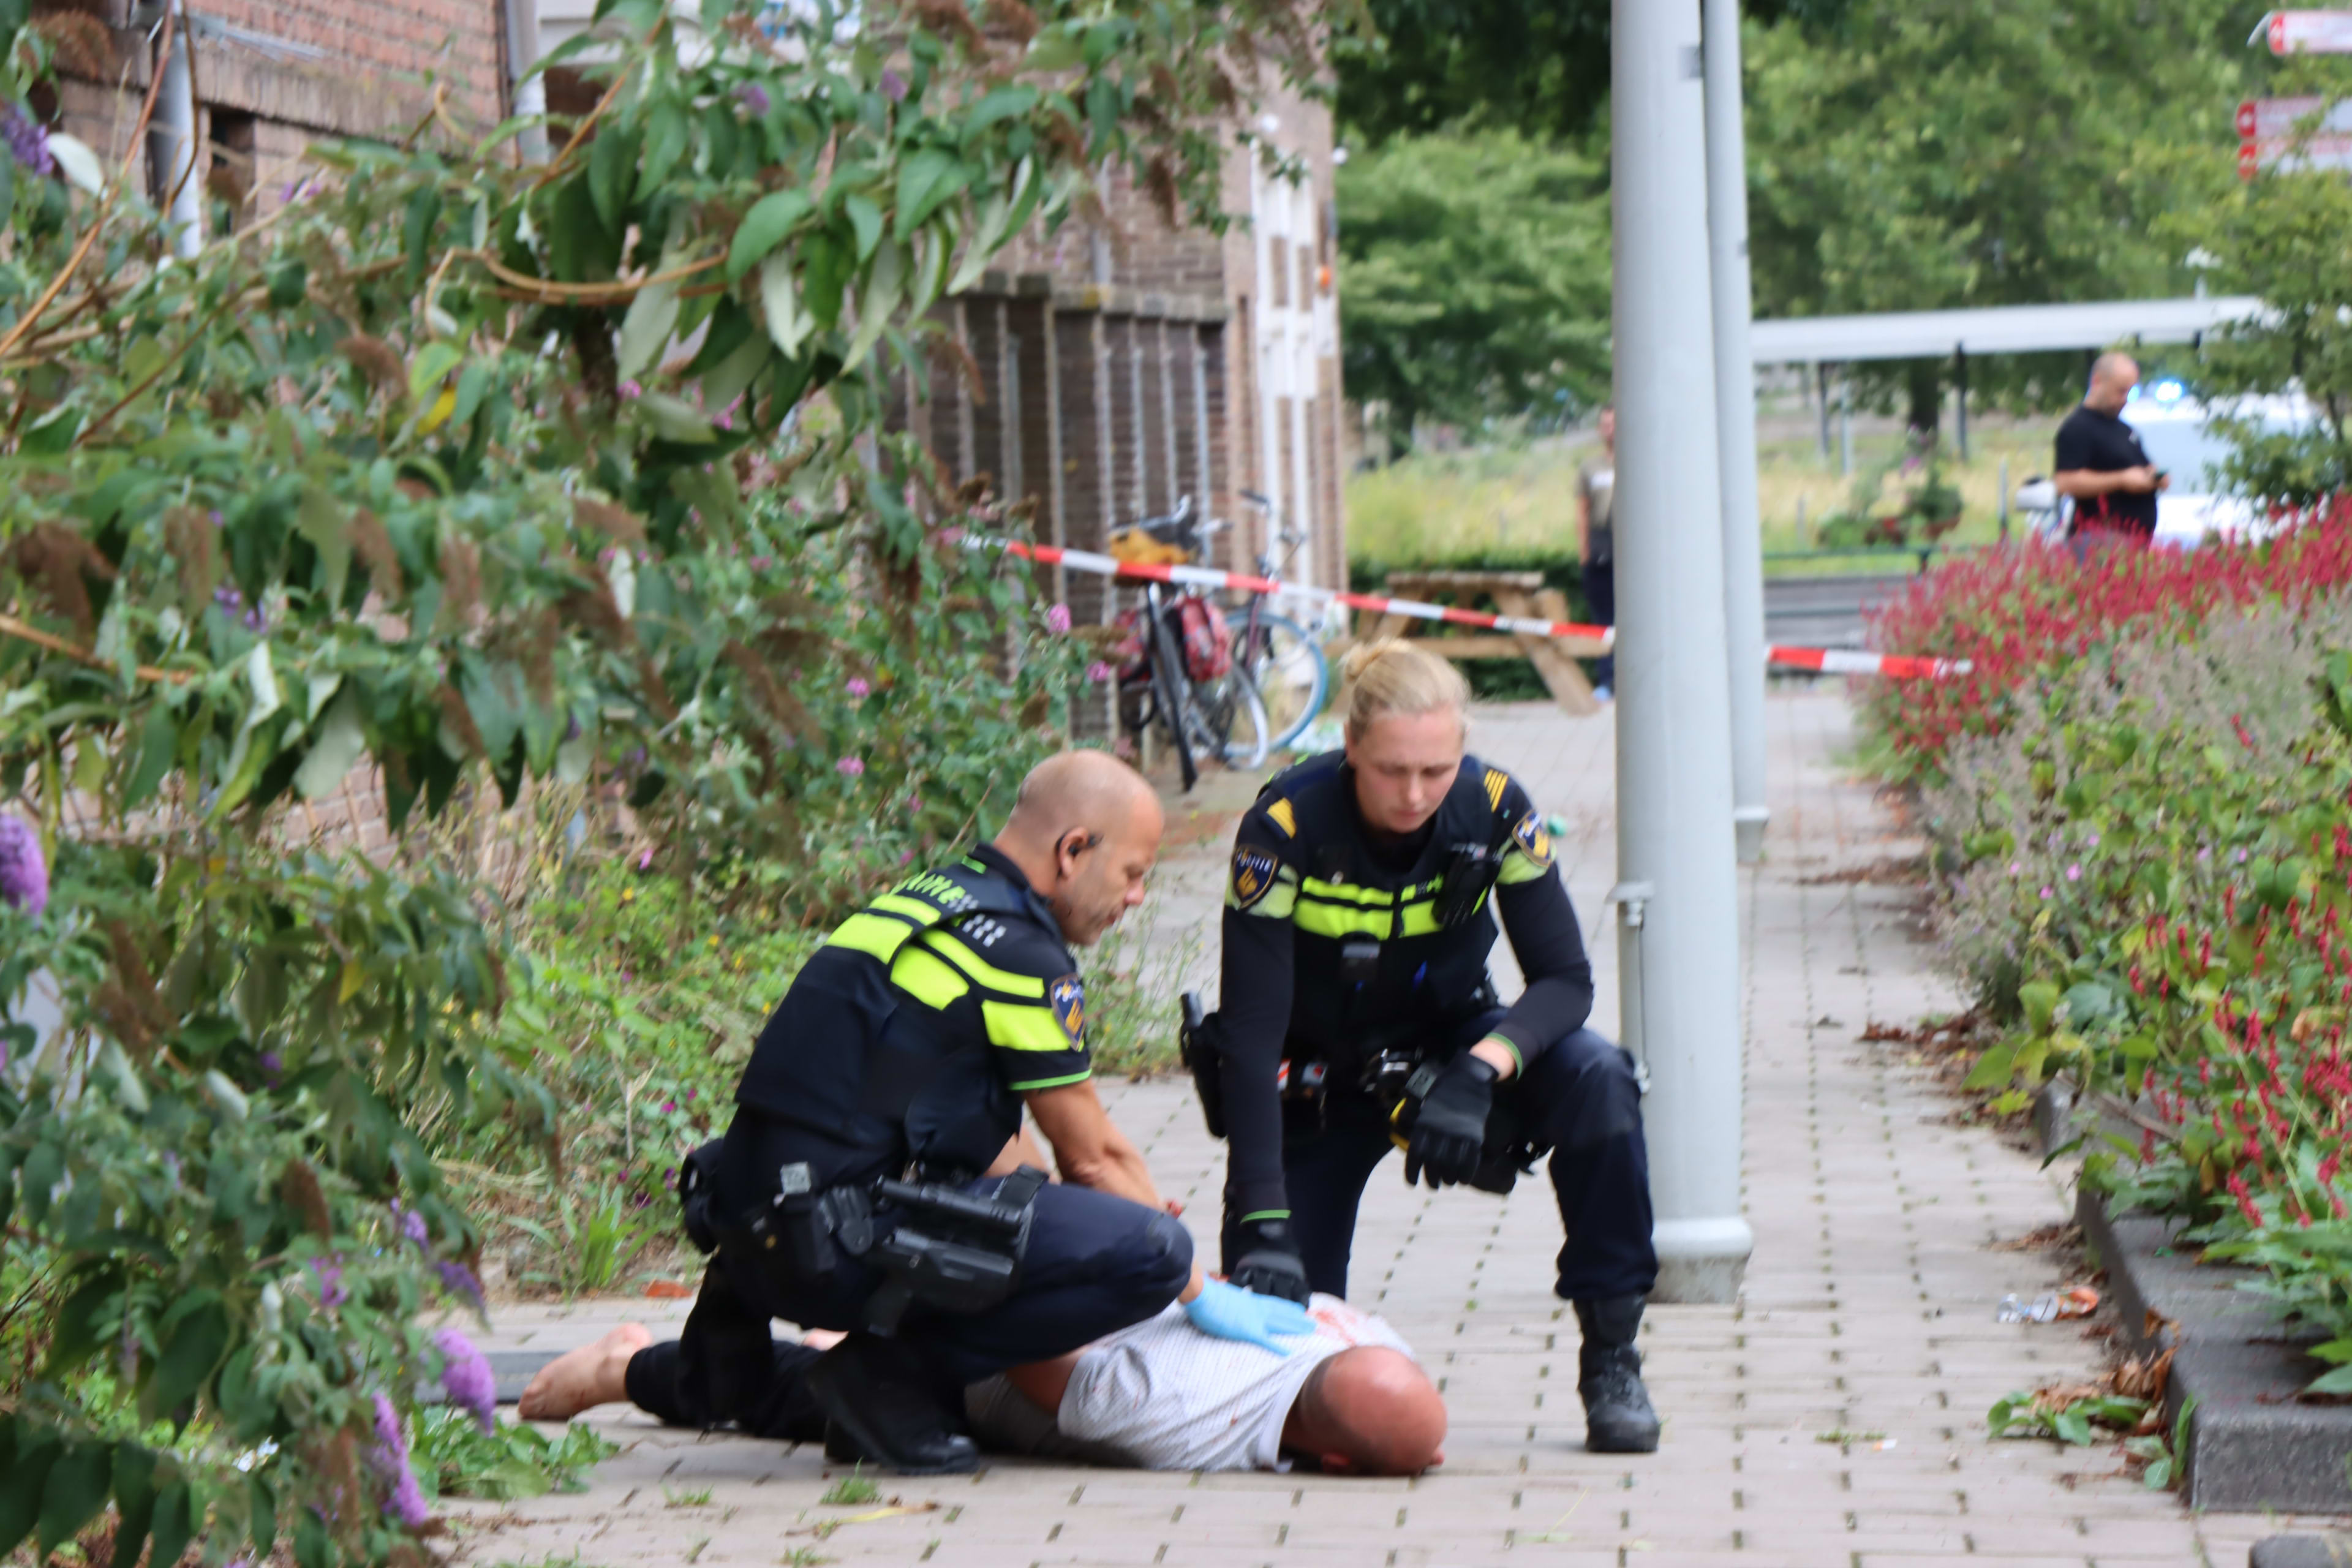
1404;1052;1500;1190
1223;1214;1311;1304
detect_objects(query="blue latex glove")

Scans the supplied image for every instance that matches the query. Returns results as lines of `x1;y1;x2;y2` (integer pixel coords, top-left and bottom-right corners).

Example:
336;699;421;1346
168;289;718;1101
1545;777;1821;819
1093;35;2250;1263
1182;1278;1319;1354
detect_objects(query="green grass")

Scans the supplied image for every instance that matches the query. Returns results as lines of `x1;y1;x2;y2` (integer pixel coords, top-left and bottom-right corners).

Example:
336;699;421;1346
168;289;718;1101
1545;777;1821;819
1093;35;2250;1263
1343;412;2067;585
665;1485;715;1507
819;1466;881;1506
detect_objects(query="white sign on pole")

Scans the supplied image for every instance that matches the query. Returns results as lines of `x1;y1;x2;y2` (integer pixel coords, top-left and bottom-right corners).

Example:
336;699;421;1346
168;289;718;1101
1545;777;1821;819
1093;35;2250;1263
2236;96;2352;178
2264;10;2352;53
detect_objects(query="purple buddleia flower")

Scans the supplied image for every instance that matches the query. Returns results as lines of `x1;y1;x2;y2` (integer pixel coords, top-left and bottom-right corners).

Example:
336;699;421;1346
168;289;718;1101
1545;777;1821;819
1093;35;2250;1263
311;1257;348;1307
434;1327;496;1433
369;1393;431;1528
0;815;48;918
436;1260;483;1305
1044;603;1072;634
390;1200;429;1248
734;81;771;116
835;756;865;778
880;68;907;102
2;102;53;177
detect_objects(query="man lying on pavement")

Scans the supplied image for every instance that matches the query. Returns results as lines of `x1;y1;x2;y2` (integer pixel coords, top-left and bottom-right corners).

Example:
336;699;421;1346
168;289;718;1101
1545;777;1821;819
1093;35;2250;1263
518;1290;1446;1476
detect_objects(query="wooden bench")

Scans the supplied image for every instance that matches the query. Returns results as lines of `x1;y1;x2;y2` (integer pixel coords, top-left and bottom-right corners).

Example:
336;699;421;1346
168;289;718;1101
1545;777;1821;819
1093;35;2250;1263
1357;570;1605;717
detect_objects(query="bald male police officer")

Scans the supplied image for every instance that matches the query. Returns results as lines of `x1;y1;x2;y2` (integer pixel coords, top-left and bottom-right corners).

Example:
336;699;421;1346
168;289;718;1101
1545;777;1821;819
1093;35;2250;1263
649;752;1313;1474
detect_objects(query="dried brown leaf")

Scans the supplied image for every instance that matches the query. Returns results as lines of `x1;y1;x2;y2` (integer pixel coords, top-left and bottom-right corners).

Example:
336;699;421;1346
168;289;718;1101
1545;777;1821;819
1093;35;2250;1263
574;497;647;545
7;522;118;636
349;508;404;597
280;1159;333;1240
338;334;405;394
982;0;1039;45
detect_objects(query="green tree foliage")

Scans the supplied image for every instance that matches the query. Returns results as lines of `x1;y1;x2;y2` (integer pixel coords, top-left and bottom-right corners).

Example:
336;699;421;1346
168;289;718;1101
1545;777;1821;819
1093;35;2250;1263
1743;0;2260;420
2162;47;2352;507
1335;128;1608;443
0;0;1314;1556
1333;0;1848;146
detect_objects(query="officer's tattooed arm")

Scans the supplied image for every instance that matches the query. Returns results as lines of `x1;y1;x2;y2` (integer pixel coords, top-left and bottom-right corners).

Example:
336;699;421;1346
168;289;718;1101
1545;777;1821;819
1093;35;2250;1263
1025;1078;1167;1209
1025;1080;1209;1303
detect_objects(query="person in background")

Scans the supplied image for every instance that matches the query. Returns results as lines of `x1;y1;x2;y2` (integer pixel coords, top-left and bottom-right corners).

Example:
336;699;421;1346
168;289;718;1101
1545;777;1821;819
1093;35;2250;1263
2052;353;2168;549
1575;407;1617;702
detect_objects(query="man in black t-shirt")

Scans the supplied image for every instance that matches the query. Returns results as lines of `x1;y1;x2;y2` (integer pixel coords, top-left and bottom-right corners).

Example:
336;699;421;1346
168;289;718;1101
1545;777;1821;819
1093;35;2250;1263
2052;353;2168;543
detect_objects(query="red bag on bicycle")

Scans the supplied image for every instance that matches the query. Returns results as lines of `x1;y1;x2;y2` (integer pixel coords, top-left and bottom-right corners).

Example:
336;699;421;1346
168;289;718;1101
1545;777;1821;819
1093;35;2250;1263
1110;606;1150;680
1177;595;1232;682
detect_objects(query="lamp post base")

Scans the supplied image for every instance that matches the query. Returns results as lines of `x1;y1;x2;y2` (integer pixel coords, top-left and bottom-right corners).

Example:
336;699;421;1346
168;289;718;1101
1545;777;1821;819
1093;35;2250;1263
1734;806;1770;865
1651;1215;1754;1304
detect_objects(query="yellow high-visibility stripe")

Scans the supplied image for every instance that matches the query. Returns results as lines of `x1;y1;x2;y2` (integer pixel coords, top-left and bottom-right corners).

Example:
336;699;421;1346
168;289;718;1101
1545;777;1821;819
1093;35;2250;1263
1399;895;1455;937
1228;877;1299;918
1300;876;1396;908
1293;900;1392;939
923;931;1048;998
871;893;948;925
828;912;916;963
983;1000;1072;1052
1007;1069;1093;1092
1266;798;1297;837
1483;768;1507;809
890;945;970;1009
1498;851;1550;885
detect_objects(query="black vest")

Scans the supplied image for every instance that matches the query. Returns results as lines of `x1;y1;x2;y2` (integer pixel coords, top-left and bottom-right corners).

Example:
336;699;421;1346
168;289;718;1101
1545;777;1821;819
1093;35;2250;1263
1268;752;1513;1067
734;858;1057;1186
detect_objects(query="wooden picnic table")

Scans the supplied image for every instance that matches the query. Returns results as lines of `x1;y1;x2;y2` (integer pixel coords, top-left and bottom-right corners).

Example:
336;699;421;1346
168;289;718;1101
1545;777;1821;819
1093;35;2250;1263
1357;569;1605;717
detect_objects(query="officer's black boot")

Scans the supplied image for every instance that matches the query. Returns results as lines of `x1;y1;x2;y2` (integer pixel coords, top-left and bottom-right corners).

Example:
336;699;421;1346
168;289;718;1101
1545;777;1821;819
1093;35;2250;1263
803;1334;979;1475
1574;1295;1660;1453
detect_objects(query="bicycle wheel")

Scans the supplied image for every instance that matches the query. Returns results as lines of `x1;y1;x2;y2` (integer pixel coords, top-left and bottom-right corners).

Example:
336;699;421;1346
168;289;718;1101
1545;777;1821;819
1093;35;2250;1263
1147;606;1199;791
1191;668;1271;769
1236;612;1329;751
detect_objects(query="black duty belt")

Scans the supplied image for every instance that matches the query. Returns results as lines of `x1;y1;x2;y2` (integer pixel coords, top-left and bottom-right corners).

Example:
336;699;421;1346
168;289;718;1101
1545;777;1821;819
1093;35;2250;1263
682;1141;1049;1336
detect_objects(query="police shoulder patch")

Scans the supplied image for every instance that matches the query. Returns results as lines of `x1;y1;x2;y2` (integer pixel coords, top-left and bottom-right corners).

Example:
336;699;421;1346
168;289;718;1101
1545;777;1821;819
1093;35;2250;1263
1049;974;1088;1046
1231;845;1281;910
1512;809;1555;868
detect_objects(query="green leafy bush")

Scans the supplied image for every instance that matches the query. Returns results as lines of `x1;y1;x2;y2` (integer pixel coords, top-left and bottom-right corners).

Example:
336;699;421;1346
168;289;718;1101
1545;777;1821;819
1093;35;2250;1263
410;1409;617;1502
1920;594;2352;1392
0;0;1319;1553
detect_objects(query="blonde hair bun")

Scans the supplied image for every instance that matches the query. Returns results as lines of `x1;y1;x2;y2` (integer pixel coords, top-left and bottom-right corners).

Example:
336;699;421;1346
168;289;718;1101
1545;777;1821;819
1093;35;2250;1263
1339;638;1470;742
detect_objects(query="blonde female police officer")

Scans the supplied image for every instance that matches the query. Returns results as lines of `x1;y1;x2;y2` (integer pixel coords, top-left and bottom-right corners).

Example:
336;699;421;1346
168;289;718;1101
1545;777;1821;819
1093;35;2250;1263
1203;641;1661;1453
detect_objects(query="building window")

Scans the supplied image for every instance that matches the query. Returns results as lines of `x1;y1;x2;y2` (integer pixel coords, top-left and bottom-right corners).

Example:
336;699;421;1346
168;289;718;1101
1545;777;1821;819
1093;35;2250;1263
1268;236;1289;311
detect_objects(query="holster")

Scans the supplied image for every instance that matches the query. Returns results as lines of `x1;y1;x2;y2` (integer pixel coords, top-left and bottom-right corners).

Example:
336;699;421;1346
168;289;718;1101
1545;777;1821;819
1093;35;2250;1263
859;1166;1046;1335
1179;992;1226;1139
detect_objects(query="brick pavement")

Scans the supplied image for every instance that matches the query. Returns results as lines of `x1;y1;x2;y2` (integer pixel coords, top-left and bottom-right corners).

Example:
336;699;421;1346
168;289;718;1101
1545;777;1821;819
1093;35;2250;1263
453;692;2342;1568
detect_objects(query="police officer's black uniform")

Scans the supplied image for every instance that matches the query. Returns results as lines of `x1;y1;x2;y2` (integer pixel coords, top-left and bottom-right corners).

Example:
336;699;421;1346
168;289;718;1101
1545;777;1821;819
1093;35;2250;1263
1199;750;1662;1451
630;845;1194;1472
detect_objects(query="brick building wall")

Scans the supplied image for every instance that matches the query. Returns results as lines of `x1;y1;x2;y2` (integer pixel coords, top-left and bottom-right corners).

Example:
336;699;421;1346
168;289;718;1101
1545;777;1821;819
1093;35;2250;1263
37;0;508;222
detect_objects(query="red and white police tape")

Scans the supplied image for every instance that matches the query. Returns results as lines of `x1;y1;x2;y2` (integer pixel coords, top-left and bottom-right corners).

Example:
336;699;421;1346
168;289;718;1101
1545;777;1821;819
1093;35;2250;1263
981;538;1973;681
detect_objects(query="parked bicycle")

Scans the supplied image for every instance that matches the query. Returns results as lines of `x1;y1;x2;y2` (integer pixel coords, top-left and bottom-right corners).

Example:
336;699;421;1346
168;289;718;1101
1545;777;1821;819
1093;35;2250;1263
1222;489;1330;756
1106;495;1331;790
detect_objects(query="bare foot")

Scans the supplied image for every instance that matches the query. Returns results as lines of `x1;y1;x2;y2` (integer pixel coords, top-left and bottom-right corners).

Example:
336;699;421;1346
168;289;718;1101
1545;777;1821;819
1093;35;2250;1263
519;1323;655;1420
801;1327;848;1352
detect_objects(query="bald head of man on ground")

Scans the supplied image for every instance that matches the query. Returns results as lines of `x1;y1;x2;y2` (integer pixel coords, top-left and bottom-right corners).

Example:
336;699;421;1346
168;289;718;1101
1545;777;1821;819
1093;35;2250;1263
995;749;1165;948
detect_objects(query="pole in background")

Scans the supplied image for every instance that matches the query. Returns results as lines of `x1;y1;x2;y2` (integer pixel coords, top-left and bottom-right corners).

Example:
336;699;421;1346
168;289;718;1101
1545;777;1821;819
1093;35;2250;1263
147;1;202;259
1998;456;2011;541
503;0;549;163
1702;0;1768;867
1815;361;1831;461
1839;371;1853;476
1954;343;1970;461
1610;0;1753;1305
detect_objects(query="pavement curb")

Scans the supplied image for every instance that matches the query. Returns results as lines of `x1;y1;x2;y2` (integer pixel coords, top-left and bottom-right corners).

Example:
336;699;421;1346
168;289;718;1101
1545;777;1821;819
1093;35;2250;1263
2075;1184;2352;1513
2250;1537;2352;1567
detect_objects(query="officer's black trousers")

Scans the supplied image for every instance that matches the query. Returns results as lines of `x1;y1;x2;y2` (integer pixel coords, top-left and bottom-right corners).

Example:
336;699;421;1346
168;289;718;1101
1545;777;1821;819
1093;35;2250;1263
1273;1017;1657;1303
630;1118;1194;1433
